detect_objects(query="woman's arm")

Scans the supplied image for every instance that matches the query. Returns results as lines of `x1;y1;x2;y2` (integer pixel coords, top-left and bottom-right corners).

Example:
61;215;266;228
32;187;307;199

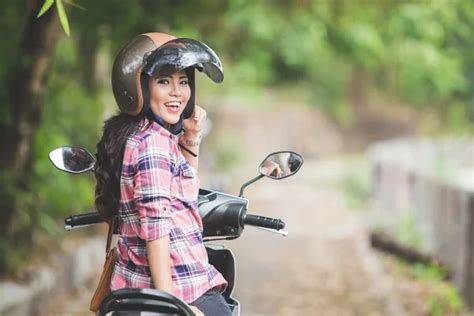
146;235;174;293
180;131;201;171
182;105;206;172
147;236;204;315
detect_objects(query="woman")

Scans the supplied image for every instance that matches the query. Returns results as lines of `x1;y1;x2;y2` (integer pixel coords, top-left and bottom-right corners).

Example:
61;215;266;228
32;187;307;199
94;33;232;316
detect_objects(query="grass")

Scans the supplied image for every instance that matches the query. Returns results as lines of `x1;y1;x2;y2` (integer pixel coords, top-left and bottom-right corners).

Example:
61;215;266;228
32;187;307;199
391;259;468;316
395;214;422;249
340;159;373;210
376;214;470;315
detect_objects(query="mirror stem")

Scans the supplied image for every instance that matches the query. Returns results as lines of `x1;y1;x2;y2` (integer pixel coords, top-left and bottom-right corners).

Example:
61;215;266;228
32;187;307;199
239;174;264;197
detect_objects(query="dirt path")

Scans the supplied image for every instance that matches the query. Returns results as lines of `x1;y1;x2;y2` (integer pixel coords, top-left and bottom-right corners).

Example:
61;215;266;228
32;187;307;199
223;159;406;316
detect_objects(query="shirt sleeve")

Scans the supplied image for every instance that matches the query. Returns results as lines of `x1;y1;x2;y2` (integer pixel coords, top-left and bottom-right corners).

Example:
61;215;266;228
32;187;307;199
133;134;174;241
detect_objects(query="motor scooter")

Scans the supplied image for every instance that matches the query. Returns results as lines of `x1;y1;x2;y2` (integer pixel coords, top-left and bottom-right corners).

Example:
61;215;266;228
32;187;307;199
48;146;304;315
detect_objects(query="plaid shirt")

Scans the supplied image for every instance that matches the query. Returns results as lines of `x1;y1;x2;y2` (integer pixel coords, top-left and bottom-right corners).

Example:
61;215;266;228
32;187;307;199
110;120;227;303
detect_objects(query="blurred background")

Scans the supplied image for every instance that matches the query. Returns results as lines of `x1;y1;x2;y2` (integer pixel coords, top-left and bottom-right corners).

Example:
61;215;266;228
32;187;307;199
0;0;473;315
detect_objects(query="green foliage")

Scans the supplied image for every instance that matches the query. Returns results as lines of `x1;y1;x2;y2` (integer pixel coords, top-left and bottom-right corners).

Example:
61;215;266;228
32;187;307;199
212;134;242;172
36;0;474;124
37;0;54;18
37;0;71;36
32;36;102;237
0;238;30;276
331;101;354;126
387;215;465;315
1;32;103;274
64;0;86;11
389;40;465;104
397;261;465;315
341;161;373;210
55;0;70;36
0;170;37;274
1;0;474;275
0;1;23;125
220;0;473;126
411;262;449;283
395;214;422;248
442;101;473;134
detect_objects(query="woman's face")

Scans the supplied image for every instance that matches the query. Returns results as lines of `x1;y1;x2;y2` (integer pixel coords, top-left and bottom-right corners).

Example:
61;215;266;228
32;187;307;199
148;70;191;124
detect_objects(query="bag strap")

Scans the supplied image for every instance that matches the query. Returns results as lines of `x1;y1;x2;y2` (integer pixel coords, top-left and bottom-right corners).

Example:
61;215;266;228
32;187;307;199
106;216;116;254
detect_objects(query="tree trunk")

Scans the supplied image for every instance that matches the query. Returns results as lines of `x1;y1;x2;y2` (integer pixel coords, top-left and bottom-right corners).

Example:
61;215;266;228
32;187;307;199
0;0;62;272
79;31;100;94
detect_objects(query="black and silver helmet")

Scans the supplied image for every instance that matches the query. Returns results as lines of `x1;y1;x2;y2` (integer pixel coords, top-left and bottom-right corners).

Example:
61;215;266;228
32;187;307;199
112;32;224;118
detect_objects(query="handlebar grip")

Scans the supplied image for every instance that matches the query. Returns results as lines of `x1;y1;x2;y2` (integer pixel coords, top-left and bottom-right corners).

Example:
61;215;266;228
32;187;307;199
243;214;285;230
65;212;101;227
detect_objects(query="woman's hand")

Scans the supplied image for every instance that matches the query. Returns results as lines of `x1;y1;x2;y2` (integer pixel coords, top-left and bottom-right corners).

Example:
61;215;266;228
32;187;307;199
260;160;282;177
183;105;206;139
181;105;206;171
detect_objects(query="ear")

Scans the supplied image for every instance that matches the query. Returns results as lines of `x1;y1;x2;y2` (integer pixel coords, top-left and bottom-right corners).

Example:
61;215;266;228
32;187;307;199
138;73;151;116
182;68;195;119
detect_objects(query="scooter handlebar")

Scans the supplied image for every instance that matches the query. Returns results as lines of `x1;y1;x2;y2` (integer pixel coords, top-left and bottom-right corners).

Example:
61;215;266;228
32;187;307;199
65;212;102;228
65;211;286;232
243;213;285;230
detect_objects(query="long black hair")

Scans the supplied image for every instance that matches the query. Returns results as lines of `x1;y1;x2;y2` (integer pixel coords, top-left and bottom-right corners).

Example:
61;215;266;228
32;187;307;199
95;67;194;220
94;113;151;220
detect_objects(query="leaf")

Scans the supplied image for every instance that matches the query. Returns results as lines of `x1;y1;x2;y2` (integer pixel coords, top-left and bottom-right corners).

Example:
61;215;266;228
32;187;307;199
64;0;86;11
37;0;55;18
56;0;70;36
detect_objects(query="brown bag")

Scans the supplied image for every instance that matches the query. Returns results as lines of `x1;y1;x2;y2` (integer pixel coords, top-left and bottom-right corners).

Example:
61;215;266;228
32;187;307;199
89;218;118;312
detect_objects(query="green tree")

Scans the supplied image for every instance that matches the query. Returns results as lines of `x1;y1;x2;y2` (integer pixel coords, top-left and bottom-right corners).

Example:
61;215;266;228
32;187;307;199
1;0;472;275
0;0;64;273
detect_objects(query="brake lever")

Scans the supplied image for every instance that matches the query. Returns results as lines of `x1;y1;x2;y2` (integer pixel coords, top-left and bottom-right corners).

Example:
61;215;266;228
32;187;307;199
254;226;288;237
65;224;95;231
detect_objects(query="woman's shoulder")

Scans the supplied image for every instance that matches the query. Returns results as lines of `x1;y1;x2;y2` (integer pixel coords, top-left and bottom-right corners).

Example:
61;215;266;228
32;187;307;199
126;121;169;147
126;122;178;162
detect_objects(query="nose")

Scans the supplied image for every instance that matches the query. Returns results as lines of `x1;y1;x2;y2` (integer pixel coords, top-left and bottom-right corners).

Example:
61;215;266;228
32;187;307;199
170;81;182;97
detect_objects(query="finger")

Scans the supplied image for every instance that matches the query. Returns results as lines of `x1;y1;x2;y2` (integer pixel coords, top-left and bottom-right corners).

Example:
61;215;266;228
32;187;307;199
194;105;202;120
196;105;205;117
198;109;206;121
198;112;207;127
197;117;204;128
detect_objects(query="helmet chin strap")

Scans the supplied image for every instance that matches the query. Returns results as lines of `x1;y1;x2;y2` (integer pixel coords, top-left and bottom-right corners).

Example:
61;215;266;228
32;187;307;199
150;111;184;135
149;110;198;157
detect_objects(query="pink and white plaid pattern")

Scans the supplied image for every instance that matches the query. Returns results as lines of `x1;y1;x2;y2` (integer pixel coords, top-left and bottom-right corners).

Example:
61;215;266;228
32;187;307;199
110;120;227;303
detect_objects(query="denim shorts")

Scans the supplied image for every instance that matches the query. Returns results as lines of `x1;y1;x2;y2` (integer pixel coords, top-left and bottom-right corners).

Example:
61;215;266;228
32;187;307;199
190;287;232;316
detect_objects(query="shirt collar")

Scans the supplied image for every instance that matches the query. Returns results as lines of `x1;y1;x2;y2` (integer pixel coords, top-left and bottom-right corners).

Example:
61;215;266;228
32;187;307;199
149;120;183;142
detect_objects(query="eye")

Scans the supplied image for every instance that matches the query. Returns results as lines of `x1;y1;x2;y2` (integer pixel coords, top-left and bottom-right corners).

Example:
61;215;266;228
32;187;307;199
180;79;189;85
157;79;169;84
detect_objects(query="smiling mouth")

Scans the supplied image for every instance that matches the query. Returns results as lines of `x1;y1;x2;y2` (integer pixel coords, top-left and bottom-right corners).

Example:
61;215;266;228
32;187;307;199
164;101;181;111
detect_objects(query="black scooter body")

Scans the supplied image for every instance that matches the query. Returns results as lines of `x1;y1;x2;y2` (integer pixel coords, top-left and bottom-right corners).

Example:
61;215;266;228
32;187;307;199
206;245;240;315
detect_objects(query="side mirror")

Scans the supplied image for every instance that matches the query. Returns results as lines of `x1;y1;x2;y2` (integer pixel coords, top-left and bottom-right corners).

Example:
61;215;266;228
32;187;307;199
239;151;304;197
48;146;96;174
258;151;304;179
